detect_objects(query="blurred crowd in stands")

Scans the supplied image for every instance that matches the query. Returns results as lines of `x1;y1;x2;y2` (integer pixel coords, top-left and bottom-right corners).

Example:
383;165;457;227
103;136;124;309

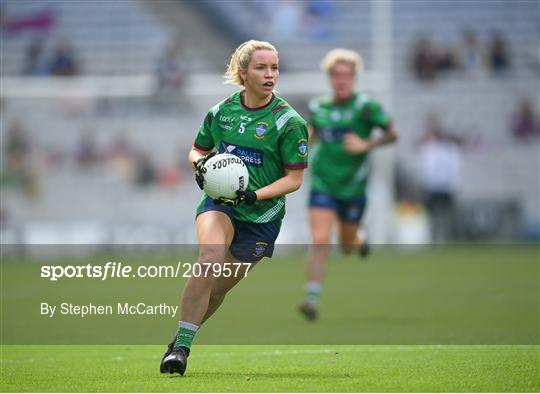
21;37;80;76
1;118;191;199
512;97;539;141
155;42;188;90
415;113;464;242
1;4;80;76
395;101;538;242
19;35;189;90
73;129;188;189
250;0;336;41
2;120;39;198
412;30;512;81
3;3;189;91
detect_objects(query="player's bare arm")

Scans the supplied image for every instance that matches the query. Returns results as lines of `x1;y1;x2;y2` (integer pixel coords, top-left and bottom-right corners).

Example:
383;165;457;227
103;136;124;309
343;123;398;154
370;122;398;148
255;168;304;200
188;146;211;165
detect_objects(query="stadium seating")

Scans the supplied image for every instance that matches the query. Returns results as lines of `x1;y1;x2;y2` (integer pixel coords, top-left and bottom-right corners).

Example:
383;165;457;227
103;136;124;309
1;0;538;243
1;0;170;75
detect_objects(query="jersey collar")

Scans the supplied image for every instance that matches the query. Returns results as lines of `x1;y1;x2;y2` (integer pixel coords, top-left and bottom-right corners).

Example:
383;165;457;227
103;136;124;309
333;93;357;106
240;91;276;112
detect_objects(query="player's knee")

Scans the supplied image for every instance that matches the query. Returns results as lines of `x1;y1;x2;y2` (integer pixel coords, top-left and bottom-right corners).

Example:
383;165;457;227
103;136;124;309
198;247;227;266
312;233;331;245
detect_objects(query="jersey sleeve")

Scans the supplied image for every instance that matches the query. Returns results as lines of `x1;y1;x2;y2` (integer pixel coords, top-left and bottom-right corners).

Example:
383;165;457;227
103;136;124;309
279;117;309;169
362;100;391;129
194;103;220;151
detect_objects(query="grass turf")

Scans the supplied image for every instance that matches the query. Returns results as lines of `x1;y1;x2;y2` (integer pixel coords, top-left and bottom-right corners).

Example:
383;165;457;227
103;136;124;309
1;345;539;392
2;246;539;345
1;246;539;391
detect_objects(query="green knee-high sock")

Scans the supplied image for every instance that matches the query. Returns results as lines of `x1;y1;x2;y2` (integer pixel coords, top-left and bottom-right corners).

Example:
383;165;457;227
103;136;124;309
305;281;322;306
174;321;199;349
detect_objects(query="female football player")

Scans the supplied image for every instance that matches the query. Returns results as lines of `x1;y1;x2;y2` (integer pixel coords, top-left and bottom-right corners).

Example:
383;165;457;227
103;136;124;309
299;49;398;321
160;40;309;375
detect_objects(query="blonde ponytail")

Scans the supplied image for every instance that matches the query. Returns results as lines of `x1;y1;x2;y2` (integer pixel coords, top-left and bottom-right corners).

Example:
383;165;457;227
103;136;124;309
224;40;278;87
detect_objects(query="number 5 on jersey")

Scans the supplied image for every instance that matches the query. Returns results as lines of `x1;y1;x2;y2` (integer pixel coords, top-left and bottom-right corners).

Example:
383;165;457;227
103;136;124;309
239;122;246;134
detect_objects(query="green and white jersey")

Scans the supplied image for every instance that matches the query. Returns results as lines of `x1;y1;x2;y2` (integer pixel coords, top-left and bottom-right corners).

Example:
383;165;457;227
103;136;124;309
194;91;309;223
309;93;391;199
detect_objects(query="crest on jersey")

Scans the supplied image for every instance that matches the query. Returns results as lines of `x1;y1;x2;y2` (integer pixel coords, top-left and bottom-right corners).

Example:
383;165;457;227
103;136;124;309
297;138;308;157
253;242;268;257
254;122;268;139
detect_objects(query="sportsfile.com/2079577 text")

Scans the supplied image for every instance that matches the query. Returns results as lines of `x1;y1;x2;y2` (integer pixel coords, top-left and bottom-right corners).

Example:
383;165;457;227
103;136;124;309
40;261;251;281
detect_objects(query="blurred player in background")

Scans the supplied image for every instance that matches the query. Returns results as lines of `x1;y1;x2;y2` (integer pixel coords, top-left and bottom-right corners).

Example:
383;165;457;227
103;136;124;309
300;49;398;321
160;40;309;375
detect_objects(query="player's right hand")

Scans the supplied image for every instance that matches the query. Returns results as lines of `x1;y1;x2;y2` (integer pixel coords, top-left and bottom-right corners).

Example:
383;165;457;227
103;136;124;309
212;190;257;207
343;133;371;154
192;151;217;190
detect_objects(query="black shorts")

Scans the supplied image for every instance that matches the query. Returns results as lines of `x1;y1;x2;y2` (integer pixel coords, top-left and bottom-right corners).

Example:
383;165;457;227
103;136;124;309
197;196;282;263
309;190;367;223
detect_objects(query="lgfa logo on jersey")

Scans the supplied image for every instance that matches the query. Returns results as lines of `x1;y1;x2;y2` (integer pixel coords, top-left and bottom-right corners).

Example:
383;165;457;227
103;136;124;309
297;138;308;157
254;122;268;139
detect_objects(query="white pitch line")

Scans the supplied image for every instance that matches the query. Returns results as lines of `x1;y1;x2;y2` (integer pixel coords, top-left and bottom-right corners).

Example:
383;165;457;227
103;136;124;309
191;345;534;359
192;345;446;359
3;345;534;364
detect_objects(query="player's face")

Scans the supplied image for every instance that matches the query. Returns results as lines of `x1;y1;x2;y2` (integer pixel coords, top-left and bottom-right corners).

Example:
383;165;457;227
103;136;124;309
329;61;356;101
242;49;279;98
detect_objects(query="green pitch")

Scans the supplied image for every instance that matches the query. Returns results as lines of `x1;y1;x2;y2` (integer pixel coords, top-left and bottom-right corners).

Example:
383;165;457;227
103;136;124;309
2;246;539;345
1;345;539;392
1;245;539;391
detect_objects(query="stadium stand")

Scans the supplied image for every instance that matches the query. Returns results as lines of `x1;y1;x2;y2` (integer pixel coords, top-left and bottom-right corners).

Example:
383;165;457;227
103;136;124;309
1;0;170;75
1;0;538;243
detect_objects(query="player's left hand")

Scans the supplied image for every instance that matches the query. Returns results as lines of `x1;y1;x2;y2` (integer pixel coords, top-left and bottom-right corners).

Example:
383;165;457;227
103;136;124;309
343;133;371;154
213;190;257;207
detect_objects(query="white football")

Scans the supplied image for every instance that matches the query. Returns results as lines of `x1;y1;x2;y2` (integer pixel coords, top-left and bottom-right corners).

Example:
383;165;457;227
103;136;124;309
203;153;249;199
